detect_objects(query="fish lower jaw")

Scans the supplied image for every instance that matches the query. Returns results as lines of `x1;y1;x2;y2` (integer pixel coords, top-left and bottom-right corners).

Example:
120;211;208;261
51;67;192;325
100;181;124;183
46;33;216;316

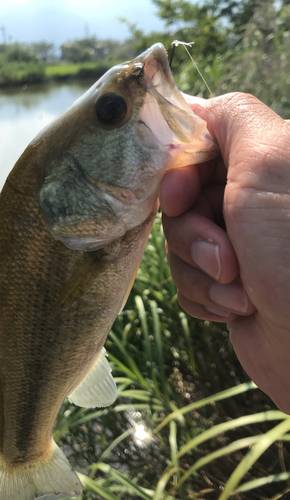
60;190;158;252
60;234;117;251
59;176;161;252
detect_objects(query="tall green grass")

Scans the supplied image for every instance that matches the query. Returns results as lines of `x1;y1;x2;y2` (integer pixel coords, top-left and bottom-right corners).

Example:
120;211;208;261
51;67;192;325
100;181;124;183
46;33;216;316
55;214;290;500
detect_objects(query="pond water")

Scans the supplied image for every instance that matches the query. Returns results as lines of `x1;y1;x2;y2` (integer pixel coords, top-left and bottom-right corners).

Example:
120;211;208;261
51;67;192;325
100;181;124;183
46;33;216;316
0;81;93;190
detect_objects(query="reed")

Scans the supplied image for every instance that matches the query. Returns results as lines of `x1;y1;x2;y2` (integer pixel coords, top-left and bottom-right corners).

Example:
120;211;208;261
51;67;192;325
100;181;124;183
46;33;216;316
55;214;290;500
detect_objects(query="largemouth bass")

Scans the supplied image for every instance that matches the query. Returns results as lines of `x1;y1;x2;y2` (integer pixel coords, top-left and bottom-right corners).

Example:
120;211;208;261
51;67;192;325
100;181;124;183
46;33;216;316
0;43;218;500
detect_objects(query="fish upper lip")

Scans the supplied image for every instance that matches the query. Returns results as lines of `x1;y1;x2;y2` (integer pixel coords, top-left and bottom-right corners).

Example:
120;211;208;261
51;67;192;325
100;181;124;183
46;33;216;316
145;56;159;83
145;45;170;83
133;43;172;89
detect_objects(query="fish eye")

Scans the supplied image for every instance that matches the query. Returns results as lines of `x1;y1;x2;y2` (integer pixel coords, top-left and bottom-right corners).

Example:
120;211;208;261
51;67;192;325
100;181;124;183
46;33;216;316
96;93;127;125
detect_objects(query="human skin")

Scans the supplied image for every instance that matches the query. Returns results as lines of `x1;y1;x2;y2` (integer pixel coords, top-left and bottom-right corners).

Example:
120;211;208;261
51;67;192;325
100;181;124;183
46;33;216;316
159;92;290;414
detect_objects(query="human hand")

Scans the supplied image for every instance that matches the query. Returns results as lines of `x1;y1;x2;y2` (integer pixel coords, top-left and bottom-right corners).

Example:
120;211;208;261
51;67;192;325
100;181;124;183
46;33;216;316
160;92;290;413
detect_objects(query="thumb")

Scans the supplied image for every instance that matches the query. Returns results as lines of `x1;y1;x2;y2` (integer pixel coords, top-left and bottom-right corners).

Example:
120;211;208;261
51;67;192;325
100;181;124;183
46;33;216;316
185;92;288;176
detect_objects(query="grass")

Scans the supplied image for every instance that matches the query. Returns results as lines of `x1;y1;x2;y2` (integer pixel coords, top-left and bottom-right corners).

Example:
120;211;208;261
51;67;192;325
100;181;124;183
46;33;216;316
0;60;45;86
54;214;290;500
172;29;290;119
45;62;98;77
45;58;121;81
0;57;122;87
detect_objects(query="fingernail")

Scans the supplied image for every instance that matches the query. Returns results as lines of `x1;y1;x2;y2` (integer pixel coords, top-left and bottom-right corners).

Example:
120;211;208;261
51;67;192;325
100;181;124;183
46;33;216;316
205;305;231;318
209;283;248;314
190;240;221;281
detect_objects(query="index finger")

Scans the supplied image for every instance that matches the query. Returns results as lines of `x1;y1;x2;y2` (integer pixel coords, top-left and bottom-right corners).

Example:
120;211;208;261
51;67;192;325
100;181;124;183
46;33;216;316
159;164;202;217
159;155;225;217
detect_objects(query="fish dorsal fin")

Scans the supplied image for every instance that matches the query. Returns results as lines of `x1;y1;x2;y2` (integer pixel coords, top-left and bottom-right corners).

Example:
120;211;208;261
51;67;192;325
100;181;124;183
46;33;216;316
68;348;117;408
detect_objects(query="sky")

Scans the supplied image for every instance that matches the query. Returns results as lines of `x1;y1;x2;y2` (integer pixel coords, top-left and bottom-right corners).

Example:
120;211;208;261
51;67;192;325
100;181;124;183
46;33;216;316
0;0;167;47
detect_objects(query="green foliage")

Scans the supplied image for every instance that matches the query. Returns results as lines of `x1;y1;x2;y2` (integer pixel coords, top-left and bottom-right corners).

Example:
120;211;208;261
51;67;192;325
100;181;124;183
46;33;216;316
122;3;226;64
2;42;39;63
45;59;120;82
55;215;290;500
0;38;136;87
171;1;290;116
60;37;137;64
0;42;45;86
61;37;100;63
206;0;261;31
152;0;214;26
31;41;55;63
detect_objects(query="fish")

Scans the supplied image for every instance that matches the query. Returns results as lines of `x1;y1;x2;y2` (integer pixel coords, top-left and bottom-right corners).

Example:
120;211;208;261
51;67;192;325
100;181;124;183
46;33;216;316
0;43;218;500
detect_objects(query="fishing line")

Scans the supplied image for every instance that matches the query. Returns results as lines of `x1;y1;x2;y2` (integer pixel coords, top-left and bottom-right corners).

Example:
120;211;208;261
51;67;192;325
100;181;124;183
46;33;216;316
169;39;212;96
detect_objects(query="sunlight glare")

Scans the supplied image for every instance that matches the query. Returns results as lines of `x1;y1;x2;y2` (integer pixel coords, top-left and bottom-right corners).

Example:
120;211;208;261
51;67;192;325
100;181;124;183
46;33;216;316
134;424;150;446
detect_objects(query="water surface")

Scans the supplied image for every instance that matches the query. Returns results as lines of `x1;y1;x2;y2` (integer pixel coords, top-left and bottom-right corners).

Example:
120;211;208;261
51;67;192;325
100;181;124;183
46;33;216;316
0;81;92;189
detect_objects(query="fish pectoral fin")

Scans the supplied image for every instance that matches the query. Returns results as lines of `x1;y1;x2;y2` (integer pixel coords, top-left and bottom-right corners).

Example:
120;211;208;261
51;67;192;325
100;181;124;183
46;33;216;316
52;252;107;314
68;347;117;408
0;441;82;500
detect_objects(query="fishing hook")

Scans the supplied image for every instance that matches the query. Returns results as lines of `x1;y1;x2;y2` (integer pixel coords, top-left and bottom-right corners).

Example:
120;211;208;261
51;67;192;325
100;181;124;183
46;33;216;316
169;40;195;69
169;40;178;68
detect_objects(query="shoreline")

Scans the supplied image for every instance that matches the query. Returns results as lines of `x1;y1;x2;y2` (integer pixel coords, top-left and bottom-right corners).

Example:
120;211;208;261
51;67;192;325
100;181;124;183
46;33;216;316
0;59;120;90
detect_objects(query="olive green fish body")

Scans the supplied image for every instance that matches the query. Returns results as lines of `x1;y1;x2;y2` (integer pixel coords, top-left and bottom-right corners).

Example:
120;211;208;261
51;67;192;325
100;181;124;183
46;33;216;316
0;155;154;465
0;43;218;500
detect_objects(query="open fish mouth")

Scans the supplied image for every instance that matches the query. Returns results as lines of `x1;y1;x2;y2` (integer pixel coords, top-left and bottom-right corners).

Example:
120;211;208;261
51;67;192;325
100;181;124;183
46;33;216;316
145;44;192;111
135;43;219;167
135;43;180;100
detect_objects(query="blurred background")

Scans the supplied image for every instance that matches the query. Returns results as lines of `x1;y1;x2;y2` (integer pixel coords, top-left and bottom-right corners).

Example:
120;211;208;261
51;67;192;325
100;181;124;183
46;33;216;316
2;1;290;499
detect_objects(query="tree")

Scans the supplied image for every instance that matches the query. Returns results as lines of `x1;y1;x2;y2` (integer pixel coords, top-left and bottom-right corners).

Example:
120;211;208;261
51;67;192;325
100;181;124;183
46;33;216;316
31;41;55;63
205;0;260;31
151;0;227;57
5;43;38;63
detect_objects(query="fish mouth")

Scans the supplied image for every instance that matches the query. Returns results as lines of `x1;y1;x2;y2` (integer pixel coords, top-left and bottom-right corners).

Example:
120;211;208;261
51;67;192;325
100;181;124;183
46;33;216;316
135;43;219;168
136;43;190;120
138;43;173;87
